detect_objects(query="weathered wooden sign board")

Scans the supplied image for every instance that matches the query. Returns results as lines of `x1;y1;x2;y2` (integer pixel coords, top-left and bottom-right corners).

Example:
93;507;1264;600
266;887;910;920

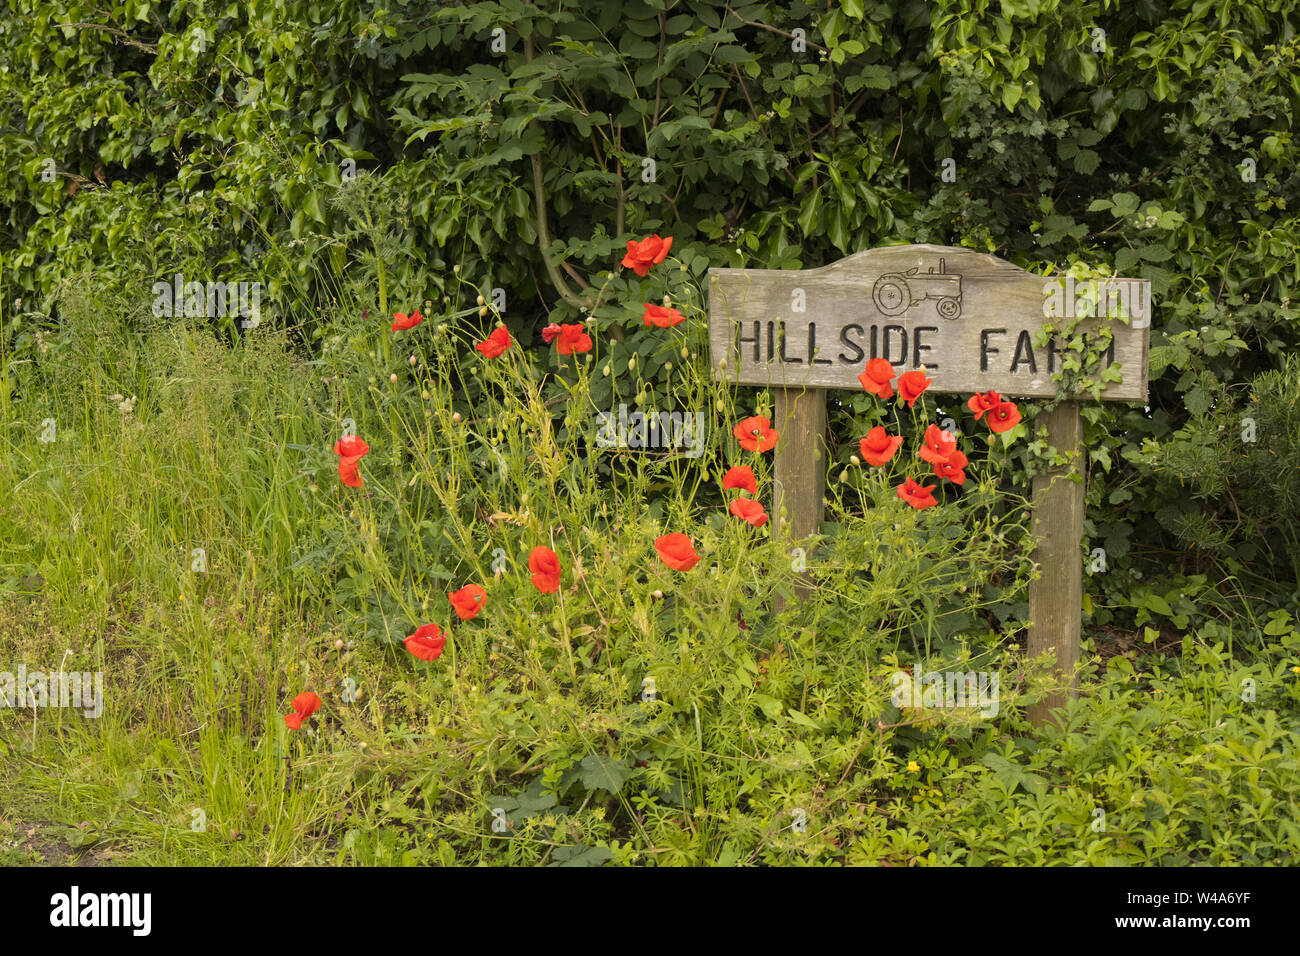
708;244;1151;726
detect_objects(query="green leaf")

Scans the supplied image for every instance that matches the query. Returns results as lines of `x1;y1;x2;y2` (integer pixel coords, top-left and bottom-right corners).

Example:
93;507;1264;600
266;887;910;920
548;844;613;867
578;754;632;795
1146;594;1173;616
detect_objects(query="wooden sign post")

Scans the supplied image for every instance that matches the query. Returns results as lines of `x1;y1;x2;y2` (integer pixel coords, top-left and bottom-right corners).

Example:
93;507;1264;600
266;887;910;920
708;244;1150;726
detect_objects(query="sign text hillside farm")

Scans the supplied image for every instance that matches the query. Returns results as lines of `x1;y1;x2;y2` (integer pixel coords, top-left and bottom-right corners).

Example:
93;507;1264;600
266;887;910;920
709;244;1150;401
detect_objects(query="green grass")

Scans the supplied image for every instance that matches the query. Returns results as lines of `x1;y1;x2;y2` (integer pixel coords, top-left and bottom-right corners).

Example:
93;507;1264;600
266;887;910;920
2;284;1299;866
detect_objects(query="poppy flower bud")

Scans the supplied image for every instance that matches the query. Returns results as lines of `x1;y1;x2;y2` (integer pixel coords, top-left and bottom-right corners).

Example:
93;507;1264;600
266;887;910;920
839;469;849;483
334;639;344;650
681;347;689;359
390;373;398;383
602;365;611;376
628;355;637;369
452;412;461;423
421;390;430;400
662;295;671;306
453;264;461;273
476;294;485;305
652;589;664;600
665;362;673;371
479;307;488;317
718;357;727;370
409;355;417;366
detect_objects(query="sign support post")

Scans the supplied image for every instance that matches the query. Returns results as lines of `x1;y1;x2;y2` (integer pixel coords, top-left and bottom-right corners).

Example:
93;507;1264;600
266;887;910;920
1026;400;1086;726
772;386;827;608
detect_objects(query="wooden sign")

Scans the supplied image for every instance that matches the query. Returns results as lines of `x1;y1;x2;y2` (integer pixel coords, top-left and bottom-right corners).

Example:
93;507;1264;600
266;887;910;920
707;244;1151;726
709;243;1149;400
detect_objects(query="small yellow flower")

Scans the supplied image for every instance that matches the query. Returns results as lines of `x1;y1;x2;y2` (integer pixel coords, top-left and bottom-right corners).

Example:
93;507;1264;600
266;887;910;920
1291;666;1300;674
906;760;920;773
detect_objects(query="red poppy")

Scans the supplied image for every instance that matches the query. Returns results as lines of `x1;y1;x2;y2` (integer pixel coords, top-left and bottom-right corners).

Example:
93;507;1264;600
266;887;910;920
986;401;1022;434
655;533;701;571
449;584;487;621
642;304;686;328
404;623;446;662
729;497;769;527
555;324;593;355
722;465;758;495
334;435;370;488
391;309;424;333
917;424;959;466
859;426;904;467
541;323;563;344
338;458;363;488
932;454;968;485
857;358;895;399
967;390;1002;421
283;691;321;730
621;234;673;277
476;326;512;358
897;370;933;408
733;416;779;453
896;477;939;510
528;546;562;594
334;435;370;460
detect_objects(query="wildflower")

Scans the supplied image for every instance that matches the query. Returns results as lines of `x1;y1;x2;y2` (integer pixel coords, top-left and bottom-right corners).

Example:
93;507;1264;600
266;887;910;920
896;370;933;408
642;303;686;328
449;584;487;621
391;309;424;333
857;357;895;399
896;477;939;510
476;326;512;358
859;426;904;466
729;498;769;527
722;465;758;496
283;691;321;730
966;390;1002;420
986;400;1022;434
655;533;701;571
733;416;779;453
528;546;562;594
621;234;673;277
404;624;446;662
554;324;593;355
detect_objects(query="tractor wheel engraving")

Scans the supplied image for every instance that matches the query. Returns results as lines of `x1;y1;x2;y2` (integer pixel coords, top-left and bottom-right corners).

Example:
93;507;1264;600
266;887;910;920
872;277;909;316
936;296;961;319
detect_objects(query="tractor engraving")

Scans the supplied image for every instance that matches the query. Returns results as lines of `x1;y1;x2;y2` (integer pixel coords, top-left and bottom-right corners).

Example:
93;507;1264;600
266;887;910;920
871;258;963;320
